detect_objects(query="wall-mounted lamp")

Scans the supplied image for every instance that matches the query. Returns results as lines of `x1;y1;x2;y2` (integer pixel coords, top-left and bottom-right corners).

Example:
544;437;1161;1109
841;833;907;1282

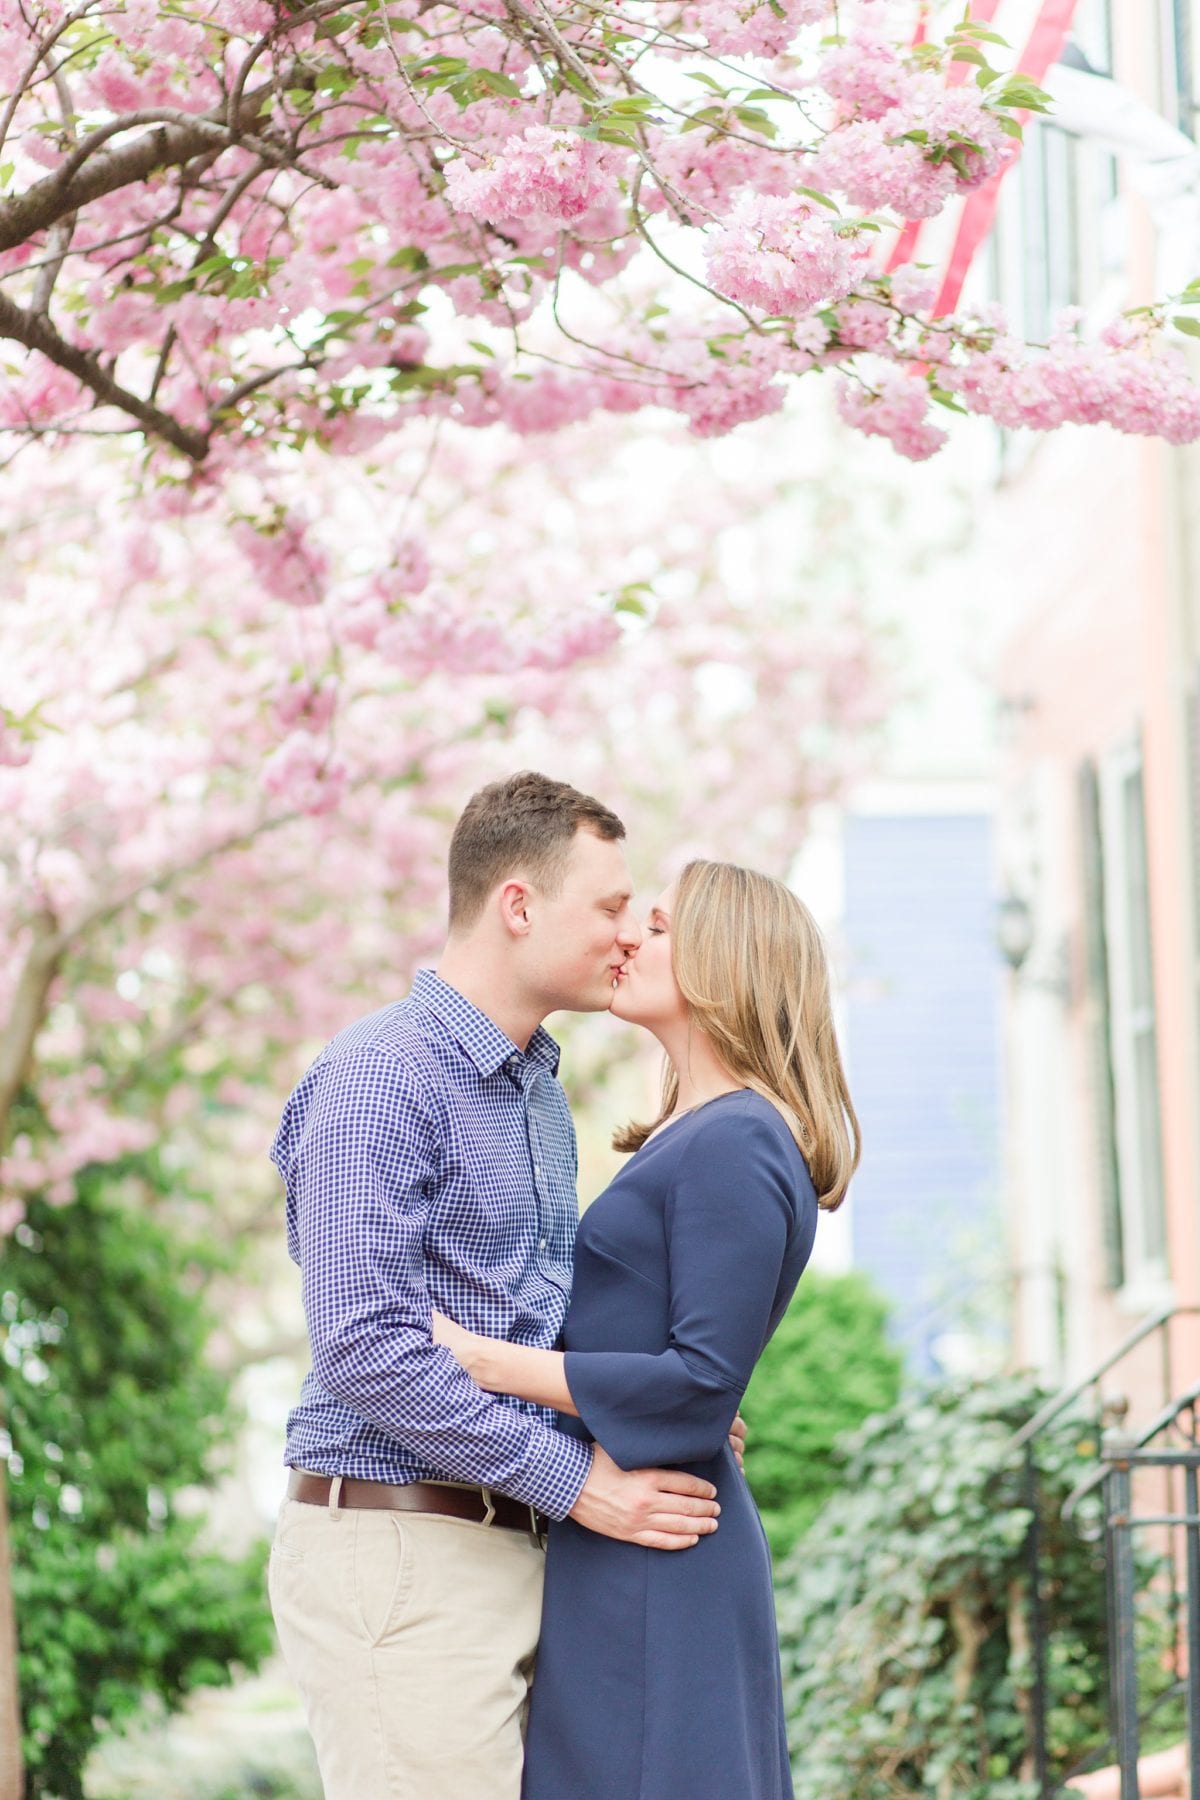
995;889;1071;1000
996;891;1035;973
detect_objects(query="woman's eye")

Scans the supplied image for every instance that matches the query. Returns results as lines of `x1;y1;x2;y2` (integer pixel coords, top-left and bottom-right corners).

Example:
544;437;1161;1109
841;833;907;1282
647;926;664;936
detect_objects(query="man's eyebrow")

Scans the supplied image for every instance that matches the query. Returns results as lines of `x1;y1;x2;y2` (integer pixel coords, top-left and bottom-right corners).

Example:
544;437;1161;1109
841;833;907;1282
600;889;634;905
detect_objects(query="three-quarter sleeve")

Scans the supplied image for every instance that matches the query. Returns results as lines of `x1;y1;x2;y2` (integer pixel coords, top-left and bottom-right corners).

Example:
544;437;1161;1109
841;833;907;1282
563;1107;798;1469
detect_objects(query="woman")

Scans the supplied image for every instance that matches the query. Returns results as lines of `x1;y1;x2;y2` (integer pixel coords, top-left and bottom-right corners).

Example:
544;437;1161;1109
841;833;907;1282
433;859;859;1800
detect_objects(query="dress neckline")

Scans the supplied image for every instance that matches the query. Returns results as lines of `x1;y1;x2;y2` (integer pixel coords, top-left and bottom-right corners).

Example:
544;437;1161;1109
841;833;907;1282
638;1088;750;1152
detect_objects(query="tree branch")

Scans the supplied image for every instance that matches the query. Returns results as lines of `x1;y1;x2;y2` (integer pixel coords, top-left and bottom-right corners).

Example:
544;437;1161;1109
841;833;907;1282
29;214;75;314
0;82;302;255
0;0;99;160
0;909;65;1155
0;287;210;459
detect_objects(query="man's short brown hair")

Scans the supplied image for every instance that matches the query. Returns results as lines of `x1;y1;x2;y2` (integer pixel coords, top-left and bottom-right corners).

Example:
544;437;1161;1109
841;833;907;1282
447;771;625;931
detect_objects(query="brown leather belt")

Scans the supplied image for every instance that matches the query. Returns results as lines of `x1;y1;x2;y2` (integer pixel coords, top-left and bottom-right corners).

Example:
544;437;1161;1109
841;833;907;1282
287;1470;547;1534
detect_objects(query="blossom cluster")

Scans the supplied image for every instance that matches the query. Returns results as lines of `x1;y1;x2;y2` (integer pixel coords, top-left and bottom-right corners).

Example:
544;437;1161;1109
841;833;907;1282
0;415;893;1229
0;0;1194;472
444;127;612;227
836;368;949;461
680;0;831;58
950;319;1200;444
705;195;873;315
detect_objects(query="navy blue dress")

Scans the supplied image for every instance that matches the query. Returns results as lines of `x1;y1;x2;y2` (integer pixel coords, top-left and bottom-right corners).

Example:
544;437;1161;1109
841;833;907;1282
522;1090;819;1800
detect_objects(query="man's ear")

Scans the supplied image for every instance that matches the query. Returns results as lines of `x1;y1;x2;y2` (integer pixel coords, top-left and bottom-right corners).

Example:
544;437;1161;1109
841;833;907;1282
497;878;533;938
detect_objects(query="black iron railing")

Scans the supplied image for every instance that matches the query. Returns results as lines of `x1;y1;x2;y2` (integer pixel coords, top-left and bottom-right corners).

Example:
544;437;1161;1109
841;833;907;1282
1008;1306;1200;1799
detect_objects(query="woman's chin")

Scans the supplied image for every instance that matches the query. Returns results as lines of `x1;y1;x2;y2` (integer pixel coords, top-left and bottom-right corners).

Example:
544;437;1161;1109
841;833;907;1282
608;981;635;1020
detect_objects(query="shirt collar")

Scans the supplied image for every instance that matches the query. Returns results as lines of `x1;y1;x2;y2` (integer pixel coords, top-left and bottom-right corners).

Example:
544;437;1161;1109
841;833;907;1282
411;969;561;1079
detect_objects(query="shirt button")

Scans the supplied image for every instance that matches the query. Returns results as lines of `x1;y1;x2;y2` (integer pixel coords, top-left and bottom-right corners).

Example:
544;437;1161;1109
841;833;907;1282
539;1237;547;1249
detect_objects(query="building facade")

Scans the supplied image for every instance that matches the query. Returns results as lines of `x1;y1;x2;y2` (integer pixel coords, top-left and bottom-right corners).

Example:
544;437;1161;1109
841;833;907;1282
985;0;1200;1413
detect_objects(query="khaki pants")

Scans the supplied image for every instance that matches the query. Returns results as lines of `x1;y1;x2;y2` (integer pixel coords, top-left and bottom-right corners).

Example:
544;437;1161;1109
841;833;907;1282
268;1490;546;1800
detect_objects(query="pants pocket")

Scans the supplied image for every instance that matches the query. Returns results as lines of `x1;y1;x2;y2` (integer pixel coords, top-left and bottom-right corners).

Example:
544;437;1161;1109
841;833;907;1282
350;1511;412;1649
268;1497;310;1565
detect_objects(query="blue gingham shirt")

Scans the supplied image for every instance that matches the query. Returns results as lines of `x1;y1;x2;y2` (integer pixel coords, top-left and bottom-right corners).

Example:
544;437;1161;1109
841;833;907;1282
270;970;593;1519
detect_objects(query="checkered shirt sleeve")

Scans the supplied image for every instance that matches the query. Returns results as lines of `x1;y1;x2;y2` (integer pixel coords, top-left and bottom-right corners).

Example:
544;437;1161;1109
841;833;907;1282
273;1002;593;1520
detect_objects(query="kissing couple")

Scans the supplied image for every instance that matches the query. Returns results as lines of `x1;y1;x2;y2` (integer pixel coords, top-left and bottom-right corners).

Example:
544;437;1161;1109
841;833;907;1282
268;769;858;1800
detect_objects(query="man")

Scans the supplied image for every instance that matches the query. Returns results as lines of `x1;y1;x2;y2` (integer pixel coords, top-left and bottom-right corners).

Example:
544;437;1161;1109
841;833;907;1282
268;771;725;1799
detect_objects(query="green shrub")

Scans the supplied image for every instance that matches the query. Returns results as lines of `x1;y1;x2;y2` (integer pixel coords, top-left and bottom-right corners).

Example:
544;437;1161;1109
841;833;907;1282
742;1271;903;1558
2;1175;274;1799
775;1375;1175;1800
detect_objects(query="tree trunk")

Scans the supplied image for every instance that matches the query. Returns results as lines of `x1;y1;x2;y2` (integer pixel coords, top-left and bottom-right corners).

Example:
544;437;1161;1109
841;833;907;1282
0;910;62;1150
0;911;62;1800
0;1457;22;1800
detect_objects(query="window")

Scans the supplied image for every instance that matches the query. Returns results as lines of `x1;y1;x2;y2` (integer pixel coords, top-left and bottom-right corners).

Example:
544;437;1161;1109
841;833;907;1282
1099;745;1168;1293
1188;681;1200;1093
1073;0;1114;76
1019;123;1081;342
1077;759;1124;1290
1162;0;1200;138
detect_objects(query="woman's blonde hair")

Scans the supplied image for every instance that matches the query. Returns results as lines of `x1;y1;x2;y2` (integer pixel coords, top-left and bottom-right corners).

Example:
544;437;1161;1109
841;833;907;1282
614;860;860;1210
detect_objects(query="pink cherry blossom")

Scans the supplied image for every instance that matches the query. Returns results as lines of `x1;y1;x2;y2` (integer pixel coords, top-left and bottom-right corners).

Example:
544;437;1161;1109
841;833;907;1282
234;516;329;608
836;367;949;460
0;0;1191;469
262;734;349;815
681;0;830;57
819;26;912;121
0;413;893;1245
706;194;871;315
445;127;613;227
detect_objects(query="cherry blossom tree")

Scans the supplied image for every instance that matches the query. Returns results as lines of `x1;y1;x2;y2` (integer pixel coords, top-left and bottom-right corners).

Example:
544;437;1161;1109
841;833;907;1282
2;0;1199;479
0;409;891;1222
0;404;900;1789
5;4;1195;1785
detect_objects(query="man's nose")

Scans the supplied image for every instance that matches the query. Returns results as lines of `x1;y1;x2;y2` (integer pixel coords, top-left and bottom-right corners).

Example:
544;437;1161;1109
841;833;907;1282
616;913;642;952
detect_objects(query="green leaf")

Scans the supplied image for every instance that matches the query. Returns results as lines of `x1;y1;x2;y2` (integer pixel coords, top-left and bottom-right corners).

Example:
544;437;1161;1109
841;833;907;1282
947;23;1009;45
681;104;726;134
315;64;358;94
589;122;642;146
995;75;1053;112
929;384;968;413
733;105;778;138
1173;315;1200;337
603;94;656;116
795;184;840;211
560;67;596;100
471;68;522;98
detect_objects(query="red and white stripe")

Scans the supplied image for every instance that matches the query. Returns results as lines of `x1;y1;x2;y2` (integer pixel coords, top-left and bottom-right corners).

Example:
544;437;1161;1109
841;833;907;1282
883;0;1082;313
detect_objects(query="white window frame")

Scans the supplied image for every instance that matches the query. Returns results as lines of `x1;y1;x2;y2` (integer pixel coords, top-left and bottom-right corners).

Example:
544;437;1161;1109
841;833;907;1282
1160;0;1200;138
1099;741;1170;1305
